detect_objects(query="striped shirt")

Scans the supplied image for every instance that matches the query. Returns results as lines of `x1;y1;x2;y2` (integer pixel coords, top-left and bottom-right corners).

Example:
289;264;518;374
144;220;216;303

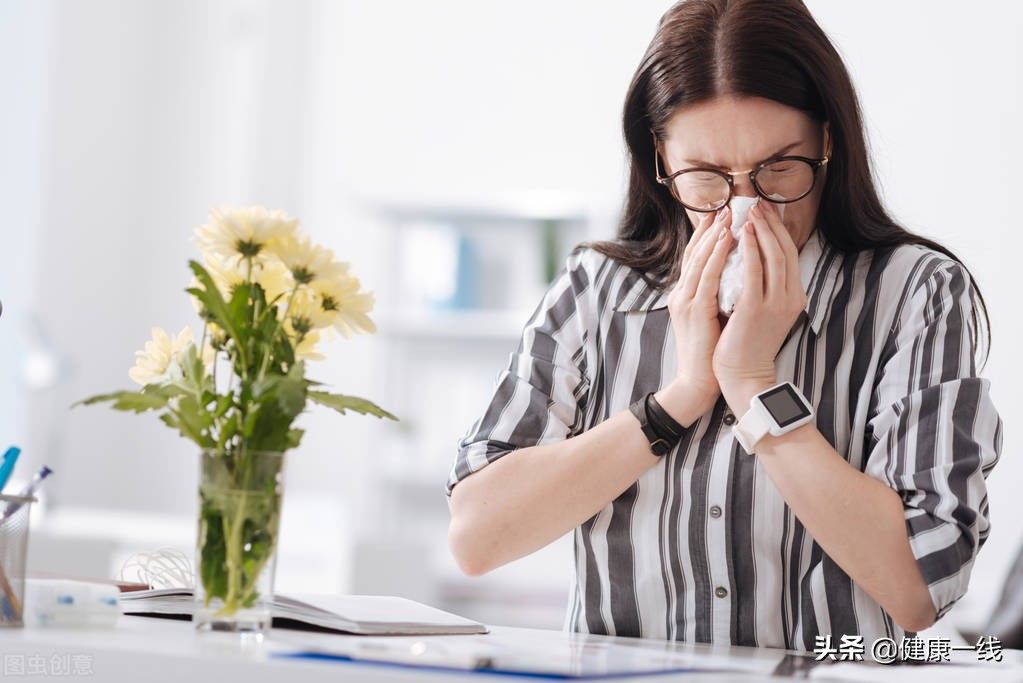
446;227;1002;652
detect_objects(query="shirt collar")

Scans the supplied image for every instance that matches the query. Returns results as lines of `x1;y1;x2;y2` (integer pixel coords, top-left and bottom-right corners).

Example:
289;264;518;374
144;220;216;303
613;228;841;336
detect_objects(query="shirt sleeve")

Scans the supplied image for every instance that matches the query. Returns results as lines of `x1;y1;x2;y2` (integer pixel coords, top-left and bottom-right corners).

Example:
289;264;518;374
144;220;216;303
445;246;593;496
863;256;1003;622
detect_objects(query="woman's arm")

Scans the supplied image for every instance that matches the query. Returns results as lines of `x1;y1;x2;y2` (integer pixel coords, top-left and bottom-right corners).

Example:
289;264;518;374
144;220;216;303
447;378;706;576
712;200;999;633
449;211;735;577
721;383;939;632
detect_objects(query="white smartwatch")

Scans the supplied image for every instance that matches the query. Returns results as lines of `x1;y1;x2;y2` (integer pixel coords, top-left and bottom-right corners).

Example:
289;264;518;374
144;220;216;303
732;381;815;455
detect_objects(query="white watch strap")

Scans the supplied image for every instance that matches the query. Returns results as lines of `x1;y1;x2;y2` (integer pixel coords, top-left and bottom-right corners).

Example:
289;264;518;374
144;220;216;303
732;402;772;455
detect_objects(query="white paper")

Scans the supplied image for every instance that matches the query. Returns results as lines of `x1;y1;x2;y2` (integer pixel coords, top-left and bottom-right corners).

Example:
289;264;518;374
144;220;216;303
119;588;487;635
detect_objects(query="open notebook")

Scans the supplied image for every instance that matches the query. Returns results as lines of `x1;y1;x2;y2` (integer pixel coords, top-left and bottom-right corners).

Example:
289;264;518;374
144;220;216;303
120;588;488;636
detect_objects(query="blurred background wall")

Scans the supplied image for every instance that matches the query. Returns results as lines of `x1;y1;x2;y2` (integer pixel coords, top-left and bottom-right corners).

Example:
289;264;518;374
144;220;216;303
0;0;1019;639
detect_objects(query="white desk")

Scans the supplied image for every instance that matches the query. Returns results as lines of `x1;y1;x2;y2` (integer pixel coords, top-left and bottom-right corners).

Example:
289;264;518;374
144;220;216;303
0;615;1021;682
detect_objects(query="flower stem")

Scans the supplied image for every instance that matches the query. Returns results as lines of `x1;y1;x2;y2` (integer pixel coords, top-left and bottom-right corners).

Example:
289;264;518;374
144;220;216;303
257;287;300;382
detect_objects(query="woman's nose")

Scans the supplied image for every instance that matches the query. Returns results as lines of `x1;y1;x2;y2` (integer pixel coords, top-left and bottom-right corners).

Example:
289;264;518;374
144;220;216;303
731;175;758;199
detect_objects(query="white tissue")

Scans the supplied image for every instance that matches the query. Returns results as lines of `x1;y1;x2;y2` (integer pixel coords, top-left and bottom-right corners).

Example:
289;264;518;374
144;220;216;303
717;195;786;316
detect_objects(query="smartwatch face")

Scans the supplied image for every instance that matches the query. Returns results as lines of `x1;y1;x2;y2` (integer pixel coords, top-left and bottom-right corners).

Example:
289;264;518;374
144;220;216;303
759;384;812;427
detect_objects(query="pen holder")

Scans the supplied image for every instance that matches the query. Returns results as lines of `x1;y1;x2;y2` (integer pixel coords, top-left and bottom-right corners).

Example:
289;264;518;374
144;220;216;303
0;494;35;627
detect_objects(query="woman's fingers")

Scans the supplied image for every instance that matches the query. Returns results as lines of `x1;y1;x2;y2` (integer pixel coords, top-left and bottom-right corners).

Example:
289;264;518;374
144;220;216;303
740;220;763;303
680;208;726;277
759;201;802;294
694;221;734;304
678;208;730;298
748;203;786;297
687;208;719;252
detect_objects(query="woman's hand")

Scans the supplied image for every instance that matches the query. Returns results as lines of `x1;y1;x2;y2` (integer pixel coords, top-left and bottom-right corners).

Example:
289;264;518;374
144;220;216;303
712;200;807;414
657;205;735;423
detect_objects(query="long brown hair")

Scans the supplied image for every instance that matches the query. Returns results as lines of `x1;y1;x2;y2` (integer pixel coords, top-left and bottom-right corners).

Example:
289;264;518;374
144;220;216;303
582;0;991;366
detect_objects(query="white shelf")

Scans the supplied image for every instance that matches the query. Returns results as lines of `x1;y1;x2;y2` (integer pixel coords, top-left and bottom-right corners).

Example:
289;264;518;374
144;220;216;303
375;308;530;341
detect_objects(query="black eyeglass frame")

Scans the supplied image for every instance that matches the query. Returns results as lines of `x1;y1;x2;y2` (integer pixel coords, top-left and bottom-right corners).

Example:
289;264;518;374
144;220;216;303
653;141;830;213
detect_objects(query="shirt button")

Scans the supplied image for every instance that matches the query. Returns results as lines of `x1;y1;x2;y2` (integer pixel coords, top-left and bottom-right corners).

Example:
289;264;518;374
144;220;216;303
715;586;729;599
709;505;722;518
722;412;736;426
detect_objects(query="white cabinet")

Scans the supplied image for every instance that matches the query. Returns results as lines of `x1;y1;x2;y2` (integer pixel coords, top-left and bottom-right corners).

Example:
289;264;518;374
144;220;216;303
351;194;597;628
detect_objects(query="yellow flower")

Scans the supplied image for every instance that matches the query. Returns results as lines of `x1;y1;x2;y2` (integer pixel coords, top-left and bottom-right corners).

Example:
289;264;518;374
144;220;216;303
189;257;239;316
286;286;338;331
281;310;324;360
205;322;229;351
267;232;348;286
203;256;244;298
313;274;377;339
207;255;292;304
129;326;196;386
190;256;294;319
293;328;324;361
194;206;298;265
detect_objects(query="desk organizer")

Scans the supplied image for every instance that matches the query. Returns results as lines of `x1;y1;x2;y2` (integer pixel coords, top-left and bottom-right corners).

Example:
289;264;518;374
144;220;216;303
0;494;35;627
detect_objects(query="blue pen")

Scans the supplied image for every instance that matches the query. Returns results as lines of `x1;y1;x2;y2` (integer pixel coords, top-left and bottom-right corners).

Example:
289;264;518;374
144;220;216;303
0;465;52;522
0;447;20;493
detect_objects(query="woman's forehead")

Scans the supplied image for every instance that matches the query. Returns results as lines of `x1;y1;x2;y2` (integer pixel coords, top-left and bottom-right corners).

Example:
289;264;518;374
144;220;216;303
661;95;821;162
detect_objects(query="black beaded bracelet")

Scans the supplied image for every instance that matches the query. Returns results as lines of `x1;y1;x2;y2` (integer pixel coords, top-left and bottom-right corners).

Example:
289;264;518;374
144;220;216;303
644;392;687;441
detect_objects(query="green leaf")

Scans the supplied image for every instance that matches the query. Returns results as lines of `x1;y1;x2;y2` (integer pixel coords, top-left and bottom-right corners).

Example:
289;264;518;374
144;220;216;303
285;428;305;449
198;495;228;602
180;395;215;445
278;361;309;415
309;391;398;421
187;261;246;355
160;404;215;449
177;343;214;398
216;411;240;451
251;362;308;419
272;335;296;375
213;395;233;419
227;282;259;347
73;384;184;413
242;409;260;440
248;288;294;376
244;365;310;453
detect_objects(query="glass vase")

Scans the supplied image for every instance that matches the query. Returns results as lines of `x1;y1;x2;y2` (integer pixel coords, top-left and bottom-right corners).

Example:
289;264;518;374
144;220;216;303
194;448;285;635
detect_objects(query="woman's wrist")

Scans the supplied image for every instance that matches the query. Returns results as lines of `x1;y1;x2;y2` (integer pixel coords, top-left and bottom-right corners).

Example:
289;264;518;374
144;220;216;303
653;378;715;430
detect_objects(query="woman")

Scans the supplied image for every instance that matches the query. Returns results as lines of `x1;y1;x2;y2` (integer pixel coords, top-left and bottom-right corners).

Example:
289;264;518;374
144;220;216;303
445;0;1002;652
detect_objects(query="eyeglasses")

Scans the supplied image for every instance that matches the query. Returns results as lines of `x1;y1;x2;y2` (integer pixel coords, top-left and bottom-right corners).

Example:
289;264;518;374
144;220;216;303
653;137;830;212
